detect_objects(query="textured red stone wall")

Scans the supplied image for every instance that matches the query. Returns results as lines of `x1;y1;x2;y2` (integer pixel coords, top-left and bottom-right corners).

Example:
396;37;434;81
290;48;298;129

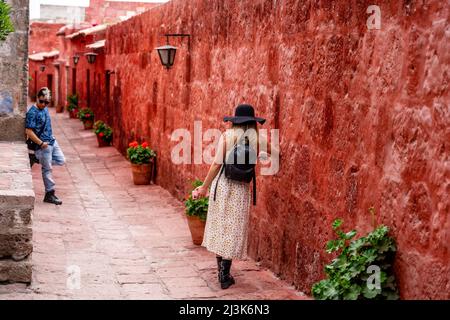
102;0;449;299
28;59;56;103
28;22;64;103
90;50;107;123
29;22;64;54
55;34;71;110
64;34;106;112
86;0;162;24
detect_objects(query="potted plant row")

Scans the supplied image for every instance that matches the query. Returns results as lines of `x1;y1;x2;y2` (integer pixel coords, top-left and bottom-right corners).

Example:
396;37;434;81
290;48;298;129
78;107;94;130
67;94;79;118
184;179;208;245
127;141;156;185
93;120;113;147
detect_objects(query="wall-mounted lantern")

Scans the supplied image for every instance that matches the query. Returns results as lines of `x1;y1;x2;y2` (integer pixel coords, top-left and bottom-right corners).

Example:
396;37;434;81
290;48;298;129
155;34;190;69
156;44;177;69
39;65;46;72
85;52;98;64
73;54;80;66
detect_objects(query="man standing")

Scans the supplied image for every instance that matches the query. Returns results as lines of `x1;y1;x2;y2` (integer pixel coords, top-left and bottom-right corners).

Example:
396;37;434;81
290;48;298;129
25;87;65;205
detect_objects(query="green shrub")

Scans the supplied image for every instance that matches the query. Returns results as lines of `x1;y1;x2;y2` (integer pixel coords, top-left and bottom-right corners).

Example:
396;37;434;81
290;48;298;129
0;1;14;42
184;179;208;222
93;120;113;143
78;107;94;123
67;94;79;111
127;141;156;164
312;216;399;300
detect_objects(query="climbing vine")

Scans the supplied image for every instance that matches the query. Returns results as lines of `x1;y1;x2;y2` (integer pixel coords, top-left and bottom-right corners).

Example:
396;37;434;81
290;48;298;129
0;1;14;42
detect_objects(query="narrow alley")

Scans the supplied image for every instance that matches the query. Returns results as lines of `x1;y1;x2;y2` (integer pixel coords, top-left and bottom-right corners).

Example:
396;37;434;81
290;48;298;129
0;108;306;300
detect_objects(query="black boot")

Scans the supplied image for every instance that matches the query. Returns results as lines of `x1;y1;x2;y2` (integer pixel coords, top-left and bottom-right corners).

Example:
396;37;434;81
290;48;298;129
220;259;235;289
44;190;62;205
216;256;222;282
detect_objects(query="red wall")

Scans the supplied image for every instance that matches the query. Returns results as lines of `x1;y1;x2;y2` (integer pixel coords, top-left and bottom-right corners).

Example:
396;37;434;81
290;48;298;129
28;0;160;108
29;57;72;112
86;0;162;24
66;34;104;109
103;0;449;299
28;59;57;103
29;33;107;116
29;22;65;54
28;22;64;104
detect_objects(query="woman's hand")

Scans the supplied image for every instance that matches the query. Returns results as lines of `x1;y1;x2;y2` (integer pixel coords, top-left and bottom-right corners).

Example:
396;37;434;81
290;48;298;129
192;185;208;200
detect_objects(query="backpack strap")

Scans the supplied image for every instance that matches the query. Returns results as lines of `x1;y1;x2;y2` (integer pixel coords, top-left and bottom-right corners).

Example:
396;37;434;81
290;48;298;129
213;164;225;202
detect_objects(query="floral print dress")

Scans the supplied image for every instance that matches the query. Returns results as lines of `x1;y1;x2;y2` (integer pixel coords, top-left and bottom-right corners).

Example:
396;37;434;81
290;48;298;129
202;131;253;260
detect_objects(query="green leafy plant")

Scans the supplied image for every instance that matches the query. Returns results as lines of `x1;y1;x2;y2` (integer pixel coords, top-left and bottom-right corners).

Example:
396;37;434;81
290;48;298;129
184;179;208;222
93;120;113;142
0;1;14;42
67;94;78;112
77;107;94;123
127;141;156;164
312;215;399;300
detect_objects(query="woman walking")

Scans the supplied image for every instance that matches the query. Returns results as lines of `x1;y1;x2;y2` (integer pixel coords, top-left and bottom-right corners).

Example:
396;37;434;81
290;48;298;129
192;104;274;289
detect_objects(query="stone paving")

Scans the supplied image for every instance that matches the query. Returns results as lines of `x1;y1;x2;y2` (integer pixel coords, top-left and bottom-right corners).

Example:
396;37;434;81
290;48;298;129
0;108;307;300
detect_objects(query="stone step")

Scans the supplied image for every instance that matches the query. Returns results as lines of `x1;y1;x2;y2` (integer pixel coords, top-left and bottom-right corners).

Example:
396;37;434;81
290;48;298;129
0;142;35;283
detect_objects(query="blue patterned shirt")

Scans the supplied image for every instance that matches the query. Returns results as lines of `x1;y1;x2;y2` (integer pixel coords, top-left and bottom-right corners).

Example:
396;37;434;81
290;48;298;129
25;105;55;146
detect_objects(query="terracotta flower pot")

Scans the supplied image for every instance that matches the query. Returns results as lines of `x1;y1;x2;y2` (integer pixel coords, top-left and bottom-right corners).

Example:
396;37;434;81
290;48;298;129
131;162;153;185
96;135;111;147
83;120;93;130
69;109;78;118
186;215;206;245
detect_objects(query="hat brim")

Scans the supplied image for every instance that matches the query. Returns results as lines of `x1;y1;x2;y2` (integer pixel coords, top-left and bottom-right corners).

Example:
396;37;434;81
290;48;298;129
223;116;266;124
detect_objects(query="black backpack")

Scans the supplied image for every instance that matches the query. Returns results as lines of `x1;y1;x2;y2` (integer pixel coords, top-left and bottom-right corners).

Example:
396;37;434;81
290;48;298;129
213;136;257;205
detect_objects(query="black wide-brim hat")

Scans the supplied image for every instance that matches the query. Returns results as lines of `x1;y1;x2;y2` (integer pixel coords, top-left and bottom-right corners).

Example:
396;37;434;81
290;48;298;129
223;104;266;124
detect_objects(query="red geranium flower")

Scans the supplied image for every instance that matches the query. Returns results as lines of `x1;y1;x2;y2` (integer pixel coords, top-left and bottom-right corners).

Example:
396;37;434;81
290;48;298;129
141;142;148;148
98;132;104;137
85;114;91;118
129;141;138;148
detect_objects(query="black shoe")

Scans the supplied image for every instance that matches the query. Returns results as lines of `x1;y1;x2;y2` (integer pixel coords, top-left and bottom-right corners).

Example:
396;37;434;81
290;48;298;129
29;153;39;168
44;190;62;205
216;256;222;282
220;259;235;289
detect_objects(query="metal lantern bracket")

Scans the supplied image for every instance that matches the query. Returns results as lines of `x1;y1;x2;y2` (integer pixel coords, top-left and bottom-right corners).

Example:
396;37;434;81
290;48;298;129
164;33;191;48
